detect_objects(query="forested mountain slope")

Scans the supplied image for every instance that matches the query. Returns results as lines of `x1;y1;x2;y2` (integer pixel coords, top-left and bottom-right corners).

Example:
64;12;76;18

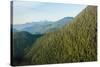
25;6;97;64
12;31;42;65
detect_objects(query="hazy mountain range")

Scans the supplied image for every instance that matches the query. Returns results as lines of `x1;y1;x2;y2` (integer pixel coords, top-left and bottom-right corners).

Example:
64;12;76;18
13;17;73;34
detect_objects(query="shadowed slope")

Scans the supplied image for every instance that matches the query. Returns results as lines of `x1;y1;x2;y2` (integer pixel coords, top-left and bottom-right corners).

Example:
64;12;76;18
12;31;42;65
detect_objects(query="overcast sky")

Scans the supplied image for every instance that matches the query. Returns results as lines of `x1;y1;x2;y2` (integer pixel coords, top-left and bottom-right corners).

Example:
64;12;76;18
13;1;87;24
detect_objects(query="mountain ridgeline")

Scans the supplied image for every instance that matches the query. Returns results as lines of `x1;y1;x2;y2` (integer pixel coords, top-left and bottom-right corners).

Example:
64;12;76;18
13;17;73;34
24;6;97;64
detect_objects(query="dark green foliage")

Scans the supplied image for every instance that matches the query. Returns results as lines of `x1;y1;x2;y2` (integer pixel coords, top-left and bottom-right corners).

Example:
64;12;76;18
25;6;97;65
12;31;42;65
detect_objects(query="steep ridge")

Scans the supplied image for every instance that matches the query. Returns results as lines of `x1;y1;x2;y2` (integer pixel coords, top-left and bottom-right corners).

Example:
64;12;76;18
25;6;97;64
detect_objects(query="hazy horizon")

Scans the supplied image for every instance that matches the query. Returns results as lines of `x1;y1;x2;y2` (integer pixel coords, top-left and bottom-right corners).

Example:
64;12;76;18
13;1;87;24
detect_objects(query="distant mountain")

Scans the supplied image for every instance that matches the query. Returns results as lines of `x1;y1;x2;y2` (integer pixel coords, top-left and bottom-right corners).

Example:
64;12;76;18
13;22;41;30
52;17;74;29
12;31;42;65
57;17;74;23
13;17;73;34
25;6;97;65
